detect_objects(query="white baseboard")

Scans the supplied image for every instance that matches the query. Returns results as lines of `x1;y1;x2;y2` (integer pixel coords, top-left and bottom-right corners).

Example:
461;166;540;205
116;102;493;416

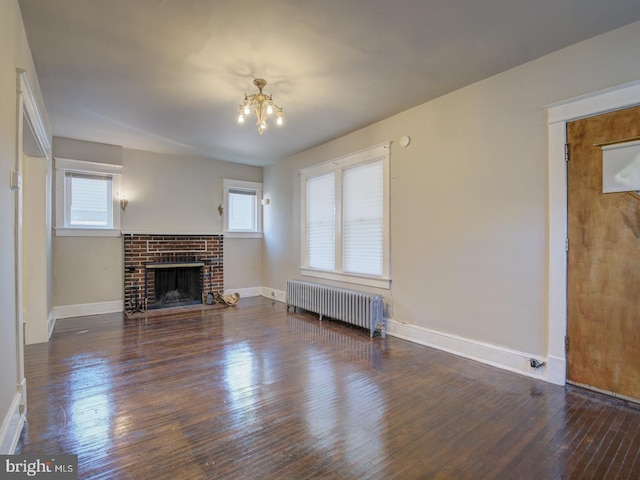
54;300;123;320
224;287;262;298
546;354;566;386
386;319;548;381
261;287;286;303
0;384;26;454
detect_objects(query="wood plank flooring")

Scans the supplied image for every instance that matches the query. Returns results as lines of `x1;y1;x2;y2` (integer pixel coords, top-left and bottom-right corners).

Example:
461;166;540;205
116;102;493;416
17;297;640;479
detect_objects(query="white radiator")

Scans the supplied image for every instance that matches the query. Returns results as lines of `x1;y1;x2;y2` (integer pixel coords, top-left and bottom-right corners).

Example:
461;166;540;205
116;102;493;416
286;280;385;337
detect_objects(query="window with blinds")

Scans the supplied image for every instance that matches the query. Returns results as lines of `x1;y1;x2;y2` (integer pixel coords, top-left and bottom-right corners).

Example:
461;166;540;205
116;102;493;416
65;172;113;228
228;188;257;231
306;172;336;271
300;143;390;289
343;160;383;276
223;179;263;237
54;157;122;236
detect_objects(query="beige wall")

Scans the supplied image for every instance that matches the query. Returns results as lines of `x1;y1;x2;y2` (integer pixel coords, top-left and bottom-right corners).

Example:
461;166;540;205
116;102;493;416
51;138;123;308
121;148;261;233
53;136;123;165
122;148;263;293
224;239;262;291
262;20;640;357
52;145;263;308
23;155;52;344
1;0;51;451
53;236;124;306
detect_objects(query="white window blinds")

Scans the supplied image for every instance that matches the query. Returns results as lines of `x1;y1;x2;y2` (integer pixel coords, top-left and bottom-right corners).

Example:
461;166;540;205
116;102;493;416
300;142;390;289
228;188;257;231
343;160;383;276
222;179;262;237
65;172;113;228
305;172;336;271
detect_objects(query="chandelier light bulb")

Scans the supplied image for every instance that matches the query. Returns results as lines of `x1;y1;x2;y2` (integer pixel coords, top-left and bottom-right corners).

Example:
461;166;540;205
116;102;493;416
235;78;284;135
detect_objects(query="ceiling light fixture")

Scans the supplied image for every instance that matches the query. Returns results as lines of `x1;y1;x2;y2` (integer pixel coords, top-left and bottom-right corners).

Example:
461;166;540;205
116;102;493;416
236;78;284;135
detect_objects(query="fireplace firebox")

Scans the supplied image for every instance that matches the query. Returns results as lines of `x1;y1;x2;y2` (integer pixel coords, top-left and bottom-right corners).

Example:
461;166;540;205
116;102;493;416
146;262;204;309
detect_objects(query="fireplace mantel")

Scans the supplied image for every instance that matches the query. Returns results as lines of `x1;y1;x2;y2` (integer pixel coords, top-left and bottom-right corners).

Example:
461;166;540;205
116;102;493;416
145;262;205;269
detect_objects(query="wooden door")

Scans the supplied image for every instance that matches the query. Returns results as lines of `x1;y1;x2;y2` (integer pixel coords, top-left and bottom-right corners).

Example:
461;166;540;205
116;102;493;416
567;105;640;400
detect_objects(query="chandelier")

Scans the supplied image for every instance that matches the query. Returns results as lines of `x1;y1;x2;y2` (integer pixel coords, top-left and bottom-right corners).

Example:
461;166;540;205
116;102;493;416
236;78;284;135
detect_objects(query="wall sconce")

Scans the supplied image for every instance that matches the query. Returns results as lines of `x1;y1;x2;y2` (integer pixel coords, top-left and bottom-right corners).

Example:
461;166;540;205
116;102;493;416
120;197;129;211
217;204;223;216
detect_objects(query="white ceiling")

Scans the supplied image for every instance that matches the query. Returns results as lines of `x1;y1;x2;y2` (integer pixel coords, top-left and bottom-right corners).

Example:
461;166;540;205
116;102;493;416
18;0;640;166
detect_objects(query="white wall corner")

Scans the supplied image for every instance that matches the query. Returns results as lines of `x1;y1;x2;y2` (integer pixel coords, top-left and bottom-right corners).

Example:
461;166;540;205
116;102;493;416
47;310;56;339
54;300;123;320
0;388;26;454
261;287;286;303
386;319;550;382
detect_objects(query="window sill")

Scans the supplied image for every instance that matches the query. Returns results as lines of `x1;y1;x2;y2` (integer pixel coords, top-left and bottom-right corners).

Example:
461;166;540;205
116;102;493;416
55;228;122;237
300;268;391;290
223;232;263;239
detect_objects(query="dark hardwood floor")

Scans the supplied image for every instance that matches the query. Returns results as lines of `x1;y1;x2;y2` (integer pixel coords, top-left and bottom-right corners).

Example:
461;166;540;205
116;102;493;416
17;297;640;479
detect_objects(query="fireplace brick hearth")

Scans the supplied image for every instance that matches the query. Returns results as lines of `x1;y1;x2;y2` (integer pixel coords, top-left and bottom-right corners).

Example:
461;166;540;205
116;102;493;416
123;234;223;313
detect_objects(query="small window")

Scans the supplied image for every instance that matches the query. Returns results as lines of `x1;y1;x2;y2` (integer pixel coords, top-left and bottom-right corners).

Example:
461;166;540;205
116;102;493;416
65;172;113;228
55;158;122;237
223;179;262;238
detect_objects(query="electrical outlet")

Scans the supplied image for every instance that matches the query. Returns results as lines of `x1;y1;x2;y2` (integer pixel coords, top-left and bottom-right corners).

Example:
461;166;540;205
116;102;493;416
530;358;546;369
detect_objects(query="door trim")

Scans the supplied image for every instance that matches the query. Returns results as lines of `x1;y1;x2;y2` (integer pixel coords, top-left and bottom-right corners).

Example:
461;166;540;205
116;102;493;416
5;70;51;454
546;79;640;386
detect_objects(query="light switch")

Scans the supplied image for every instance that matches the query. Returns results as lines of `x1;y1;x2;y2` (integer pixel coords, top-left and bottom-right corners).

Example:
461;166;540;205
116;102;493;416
10;170;22;190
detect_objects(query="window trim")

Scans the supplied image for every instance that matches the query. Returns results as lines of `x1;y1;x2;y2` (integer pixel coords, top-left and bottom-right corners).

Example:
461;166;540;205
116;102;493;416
223;179;263;238
300;142;391;289
54;157;123;237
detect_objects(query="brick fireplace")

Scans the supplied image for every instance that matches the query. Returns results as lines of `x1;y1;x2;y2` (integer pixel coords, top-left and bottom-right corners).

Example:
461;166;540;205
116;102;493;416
123;234;223;313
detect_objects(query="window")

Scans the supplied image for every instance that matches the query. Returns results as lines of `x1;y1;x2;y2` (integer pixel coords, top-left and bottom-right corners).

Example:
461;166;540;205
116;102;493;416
65;172;113;227
300;143;390;289
305;172;335;270
223;179;262;238
55;158;123;237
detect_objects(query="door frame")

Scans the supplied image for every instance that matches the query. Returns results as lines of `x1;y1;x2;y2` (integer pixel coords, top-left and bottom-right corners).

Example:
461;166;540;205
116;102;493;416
10;70;50;451
546;79;640;386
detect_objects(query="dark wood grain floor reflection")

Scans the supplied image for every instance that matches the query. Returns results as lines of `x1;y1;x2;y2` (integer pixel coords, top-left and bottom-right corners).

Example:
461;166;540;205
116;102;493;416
17;297;640;479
